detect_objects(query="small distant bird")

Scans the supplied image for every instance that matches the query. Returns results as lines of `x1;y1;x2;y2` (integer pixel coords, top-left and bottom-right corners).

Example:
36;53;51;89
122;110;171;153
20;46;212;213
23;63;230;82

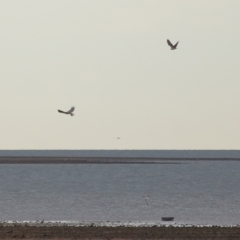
58;107;75;116
143;195;149;206
167;39;179;50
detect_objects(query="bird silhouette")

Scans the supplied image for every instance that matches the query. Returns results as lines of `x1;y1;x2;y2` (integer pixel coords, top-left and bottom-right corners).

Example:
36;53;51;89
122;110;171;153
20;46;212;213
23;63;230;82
167;39;179;50
58;107;75;116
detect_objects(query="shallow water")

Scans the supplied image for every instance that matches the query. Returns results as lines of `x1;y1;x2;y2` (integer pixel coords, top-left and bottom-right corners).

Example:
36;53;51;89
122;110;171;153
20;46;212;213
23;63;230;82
0;160;239;225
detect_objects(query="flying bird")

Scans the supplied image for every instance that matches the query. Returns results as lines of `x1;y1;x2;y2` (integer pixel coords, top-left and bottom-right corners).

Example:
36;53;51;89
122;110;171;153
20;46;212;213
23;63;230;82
58;107;75;116
167;39;179;50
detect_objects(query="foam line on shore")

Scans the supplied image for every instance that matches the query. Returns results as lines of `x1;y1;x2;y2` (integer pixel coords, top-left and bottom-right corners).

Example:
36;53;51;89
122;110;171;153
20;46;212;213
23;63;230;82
0;220;239;228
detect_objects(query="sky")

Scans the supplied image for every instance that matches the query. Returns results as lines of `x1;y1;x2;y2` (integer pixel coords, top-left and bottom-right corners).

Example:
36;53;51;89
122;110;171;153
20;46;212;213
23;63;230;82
0;0;240;149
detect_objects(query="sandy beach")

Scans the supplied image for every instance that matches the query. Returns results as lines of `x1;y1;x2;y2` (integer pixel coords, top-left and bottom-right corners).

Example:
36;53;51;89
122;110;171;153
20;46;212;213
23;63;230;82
0;225;240;239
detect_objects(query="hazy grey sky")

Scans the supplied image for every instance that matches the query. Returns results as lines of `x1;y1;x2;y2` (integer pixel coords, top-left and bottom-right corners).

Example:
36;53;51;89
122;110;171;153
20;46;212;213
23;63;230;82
1;0;240;149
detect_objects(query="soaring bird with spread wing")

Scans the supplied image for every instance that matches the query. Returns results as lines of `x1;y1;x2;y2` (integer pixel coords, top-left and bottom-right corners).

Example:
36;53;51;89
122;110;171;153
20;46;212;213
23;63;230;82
167;39;179;50
58;107;75;116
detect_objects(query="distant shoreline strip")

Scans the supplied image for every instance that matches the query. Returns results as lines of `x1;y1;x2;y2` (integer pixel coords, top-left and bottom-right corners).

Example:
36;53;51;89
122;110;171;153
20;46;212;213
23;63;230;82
0;157;239;164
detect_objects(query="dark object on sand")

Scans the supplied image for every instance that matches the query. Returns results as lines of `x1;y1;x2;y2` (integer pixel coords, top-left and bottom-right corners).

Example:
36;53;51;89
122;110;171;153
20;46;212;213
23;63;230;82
162;217;174;221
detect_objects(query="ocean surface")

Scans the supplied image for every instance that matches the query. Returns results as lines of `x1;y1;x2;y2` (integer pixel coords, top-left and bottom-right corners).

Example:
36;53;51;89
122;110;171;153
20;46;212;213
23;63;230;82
0;155;239;225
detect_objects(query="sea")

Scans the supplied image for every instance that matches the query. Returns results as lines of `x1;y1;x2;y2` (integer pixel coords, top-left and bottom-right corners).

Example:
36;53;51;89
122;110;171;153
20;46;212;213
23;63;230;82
0;150;240;226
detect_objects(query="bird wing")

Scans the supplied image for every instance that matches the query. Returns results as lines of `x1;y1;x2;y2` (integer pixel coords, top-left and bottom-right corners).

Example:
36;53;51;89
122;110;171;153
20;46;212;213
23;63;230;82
167;39;174;48
67;107;75;114
174;41;179;48
58;110;67;114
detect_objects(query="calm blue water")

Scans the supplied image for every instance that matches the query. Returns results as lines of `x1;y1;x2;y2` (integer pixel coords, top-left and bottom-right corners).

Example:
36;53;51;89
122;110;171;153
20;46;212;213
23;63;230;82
0;161;239;225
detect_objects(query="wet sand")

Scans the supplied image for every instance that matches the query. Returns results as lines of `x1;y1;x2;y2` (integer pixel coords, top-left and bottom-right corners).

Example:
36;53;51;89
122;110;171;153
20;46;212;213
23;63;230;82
0;225;240;239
